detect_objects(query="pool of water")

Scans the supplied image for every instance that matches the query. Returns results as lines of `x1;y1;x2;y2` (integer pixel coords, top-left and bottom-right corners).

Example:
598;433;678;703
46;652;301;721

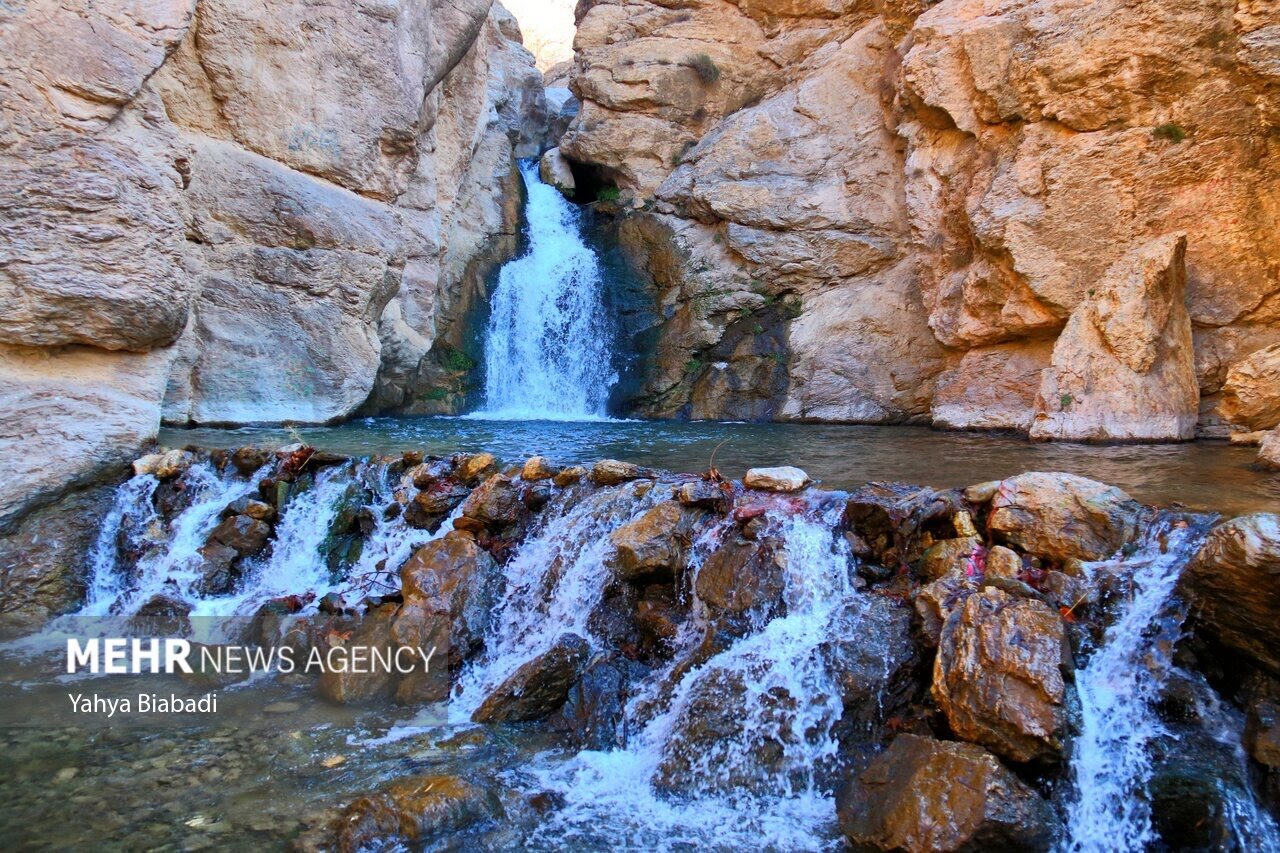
162;418;1279;517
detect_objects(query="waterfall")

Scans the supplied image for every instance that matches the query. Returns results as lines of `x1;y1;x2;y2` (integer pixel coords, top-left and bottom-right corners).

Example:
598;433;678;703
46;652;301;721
457;495;863;849
1063;514;1280;851
477;161;616;420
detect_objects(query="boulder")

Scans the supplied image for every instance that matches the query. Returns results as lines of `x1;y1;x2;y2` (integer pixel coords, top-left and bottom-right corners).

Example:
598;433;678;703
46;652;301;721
609;502;697;581
400;536;498;660
538;147;575;195
471;634;591;724
457;453;498;484
985;546;1023;580
317;604;399;704
552;466;587;487
675;479;728;509
390;602;452;705
329;774;497;852
131;449;195;480
230;447;272;476
1221;344;1280;432
1259;426;1280;471
520;456;561;482
591;459;651;486
988;472;1143;562
694;537;784;618
743;467;811;493
1181;514;1280;676
933;588;1071;764
1031;234;1198;442
918;537;985;582
129;594;192;637
457;475;524;530
207;514;272;557
838;735;1061;852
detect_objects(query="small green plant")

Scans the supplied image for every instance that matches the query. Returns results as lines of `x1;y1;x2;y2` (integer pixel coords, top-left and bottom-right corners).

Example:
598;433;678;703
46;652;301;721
1059;393;1074;411
752;323;764;335
1152;123;1187;143
440;347;476;373
690;53;721;85
771;352;787;366
1087;287;1096;297
782;297;803;319
596;186;621;203
422;387;450;402
684;358;704;376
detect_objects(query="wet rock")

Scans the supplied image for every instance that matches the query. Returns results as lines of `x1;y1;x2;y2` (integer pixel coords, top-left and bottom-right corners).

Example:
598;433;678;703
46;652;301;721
846;483;968;568
675;479;729;509
918;537;985;582
694;537;784;618
609;502;697;581
390;602;451;704
317;604;399;704
472;633;591;724
131;449;195;480
985;545;1023;580
195;542;238;596
538;147;575;195
989;472;1143;563
1259;426;1280;471
1181;513;1280;676
933;588;1071;764
824;596;919;733
964;481;1001;505
129;594;192;637
520;456;560;482
407;482;471;526
230;447;271;476
223;496;275;522
1149;727;1269;851
400;536;498;661
590;459;652;486
552;466;587;487
456;475;524;532
456;453;498;484
552;654;635;750
743;466;811;492
521;482;553;512
207;514;271;557
327;774;498;852
915;573;976;647
838;735;1061;852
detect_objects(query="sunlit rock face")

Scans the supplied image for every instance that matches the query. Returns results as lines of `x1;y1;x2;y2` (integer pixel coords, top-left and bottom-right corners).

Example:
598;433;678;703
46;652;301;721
0;0;546;526
563;0;1280;430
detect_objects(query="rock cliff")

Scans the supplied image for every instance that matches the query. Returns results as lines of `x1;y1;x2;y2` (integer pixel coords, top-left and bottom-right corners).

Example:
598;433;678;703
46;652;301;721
562;0;1280;437
0;0;546;531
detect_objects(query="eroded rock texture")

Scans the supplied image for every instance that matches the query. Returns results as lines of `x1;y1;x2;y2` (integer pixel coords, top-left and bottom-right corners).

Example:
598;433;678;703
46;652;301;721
0;0;546;529
562;0;1280;430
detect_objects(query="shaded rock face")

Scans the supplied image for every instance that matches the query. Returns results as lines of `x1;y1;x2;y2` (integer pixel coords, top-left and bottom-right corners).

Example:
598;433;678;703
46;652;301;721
933;588;1071;764
472;633;592;723
1182;513;1280;677
0;0;547;531
562;0;1280;433
838;735;1061;852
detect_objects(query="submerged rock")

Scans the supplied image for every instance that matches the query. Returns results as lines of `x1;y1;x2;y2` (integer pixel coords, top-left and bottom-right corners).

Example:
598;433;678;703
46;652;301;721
838;735;1061;852
321;774;498;852
933;588;1072;764
472;633;591;724
1182;513;1280;676
743;466;811;492
989;472;1143;562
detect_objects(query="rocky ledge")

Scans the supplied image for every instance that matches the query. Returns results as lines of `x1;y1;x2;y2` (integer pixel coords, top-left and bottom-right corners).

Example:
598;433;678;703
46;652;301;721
8;445;1280;850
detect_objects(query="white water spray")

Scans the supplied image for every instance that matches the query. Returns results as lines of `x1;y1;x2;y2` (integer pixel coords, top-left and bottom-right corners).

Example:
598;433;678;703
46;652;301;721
478;161;616;420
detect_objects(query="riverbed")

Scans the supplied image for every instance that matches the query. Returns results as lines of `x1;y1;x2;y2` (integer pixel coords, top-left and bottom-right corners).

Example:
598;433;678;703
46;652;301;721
163;418;1279;516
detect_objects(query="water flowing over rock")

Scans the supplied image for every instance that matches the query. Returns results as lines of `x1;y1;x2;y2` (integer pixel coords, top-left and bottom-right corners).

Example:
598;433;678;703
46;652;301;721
838;735;1062;852
478;162;617;420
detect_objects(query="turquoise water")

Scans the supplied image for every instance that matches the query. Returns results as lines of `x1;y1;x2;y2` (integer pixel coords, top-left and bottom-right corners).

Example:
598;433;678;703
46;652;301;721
161;418;1279;516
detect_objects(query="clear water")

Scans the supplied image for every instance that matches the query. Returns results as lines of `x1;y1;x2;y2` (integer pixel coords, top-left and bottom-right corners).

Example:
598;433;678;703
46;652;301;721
478;162;617;420
163;418;1280;516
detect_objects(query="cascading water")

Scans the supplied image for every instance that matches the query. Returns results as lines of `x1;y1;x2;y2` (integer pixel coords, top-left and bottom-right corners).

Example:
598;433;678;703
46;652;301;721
477;161;617;420
1062;514;1280;851
457;493;869;849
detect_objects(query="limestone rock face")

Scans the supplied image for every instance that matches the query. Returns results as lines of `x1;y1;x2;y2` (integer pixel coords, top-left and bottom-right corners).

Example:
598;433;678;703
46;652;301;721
1260;427;1280;471
1221;344;1280;432
539;147;576;195
0;0;546;534
838;735;1061;852
1182;514;1280;677
933;588;1071;764
565;0;1280;433
1030;234;1199;442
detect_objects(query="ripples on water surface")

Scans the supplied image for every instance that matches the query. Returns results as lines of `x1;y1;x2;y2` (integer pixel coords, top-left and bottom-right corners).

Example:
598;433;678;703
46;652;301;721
163;418;1279;516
